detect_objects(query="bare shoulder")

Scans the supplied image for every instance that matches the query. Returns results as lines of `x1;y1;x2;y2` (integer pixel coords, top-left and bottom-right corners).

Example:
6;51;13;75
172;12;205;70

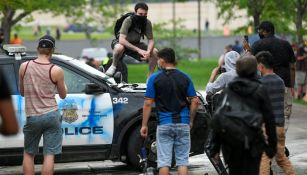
50;65;64;81
51;65;64;74
20;61;28;69
19;61;28;73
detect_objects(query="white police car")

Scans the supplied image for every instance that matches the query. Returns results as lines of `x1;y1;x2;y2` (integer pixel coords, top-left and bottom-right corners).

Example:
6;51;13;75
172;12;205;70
0;45;210;170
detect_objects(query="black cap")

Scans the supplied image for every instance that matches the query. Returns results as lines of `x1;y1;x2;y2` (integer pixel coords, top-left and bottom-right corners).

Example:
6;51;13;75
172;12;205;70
258;21;275;34
38;35;55;48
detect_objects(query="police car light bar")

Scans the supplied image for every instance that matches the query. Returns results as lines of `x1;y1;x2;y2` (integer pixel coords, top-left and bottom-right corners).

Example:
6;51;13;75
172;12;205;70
2;44;27;60
3;44;27;53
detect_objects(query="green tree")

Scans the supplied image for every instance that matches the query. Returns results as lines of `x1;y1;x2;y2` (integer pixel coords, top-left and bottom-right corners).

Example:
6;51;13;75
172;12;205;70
208;0;268;30
209;0;306;43
274;0;307;44
0;0;85;43
67;0;128;42
153;20;198;60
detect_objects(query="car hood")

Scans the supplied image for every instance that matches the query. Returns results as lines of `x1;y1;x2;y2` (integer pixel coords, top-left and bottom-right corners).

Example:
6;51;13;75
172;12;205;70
117;83;147;93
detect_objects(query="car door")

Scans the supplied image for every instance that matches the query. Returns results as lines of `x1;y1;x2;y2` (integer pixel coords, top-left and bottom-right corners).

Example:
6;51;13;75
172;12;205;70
1;60;114;149
56;66;114;146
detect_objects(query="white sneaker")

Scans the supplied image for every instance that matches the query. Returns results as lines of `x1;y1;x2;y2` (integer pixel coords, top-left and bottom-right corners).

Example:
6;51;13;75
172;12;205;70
105;65;116;76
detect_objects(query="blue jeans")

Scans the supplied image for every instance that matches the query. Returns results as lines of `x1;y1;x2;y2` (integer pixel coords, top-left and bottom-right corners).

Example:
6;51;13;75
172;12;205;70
156;123;190;169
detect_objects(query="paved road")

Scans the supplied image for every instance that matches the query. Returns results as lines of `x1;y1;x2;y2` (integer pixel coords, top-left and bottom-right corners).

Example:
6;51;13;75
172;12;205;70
0;104;306;175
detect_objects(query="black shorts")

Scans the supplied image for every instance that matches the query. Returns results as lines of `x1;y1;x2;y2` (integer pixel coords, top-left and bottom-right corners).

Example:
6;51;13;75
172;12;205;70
111;39;147;61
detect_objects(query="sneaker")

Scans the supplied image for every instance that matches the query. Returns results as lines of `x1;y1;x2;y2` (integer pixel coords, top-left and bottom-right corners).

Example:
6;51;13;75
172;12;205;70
105;65;116;76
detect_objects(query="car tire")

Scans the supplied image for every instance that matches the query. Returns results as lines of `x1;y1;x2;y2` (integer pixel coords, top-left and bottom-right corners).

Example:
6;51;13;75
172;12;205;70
127;121;157;171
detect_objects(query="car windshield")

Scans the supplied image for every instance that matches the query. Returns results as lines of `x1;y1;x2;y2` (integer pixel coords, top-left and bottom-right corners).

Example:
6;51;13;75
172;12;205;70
53;54;116;85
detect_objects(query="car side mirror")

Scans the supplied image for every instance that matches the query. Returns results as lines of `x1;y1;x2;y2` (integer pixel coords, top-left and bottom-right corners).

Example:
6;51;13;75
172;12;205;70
84;83;106;95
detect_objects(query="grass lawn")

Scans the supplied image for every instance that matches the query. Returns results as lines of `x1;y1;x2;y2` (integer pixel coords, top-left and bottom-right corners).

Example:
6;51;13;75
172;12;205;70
128;60;307;106
128;58;217;90
294;99;307;106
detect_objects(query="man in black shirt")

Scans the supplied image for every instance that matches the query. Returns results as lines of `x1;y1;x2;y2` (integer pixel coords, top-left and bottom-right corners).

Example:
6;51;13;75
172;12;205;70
244;21;296;130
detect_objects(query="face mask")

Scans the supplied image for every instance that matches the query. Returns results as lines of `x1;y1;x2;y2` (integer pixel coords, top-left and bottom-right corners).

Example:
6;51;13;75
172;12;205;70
134;15;147;26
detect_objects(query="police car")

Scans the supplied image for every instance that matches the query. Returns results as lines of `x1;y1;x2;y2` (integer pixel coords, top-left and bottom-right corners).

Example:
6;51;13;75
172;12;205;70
0;45;209;170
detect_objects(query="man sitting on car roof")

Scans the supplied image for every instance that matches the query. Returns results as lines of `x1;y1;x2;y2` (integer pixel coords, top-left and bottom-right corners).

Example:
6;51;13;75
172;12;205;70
105;2;158;79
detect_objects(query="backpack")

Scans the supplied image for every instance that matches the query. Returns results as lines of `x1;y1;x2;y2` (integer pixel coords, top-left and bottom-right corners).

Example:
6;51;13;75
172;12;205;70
113;12;146;39
211;87;263;150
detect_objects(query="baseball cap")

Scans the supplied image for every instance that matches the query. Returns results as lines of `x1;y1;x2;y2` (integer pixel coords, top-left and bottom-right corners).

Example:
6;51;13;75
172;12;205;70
38;35;55;48
257;21;275;34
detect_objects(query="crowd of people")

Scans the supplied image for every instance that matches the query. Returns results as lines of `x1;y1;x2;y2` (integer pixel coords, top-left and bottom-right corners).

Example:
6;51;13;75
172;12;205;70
1;1;306;175
204;21;300;175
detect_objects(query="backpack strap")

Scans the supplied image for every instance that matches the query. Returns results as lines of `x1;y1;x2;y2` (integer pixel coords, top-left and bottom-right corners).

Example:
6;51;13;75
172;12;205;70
114;12;135;39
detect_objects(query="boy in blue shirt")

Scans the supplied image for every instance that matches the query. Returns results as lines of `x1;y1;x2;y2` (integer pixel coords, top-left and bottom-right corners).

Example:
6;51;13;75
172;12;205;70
140;48;199;175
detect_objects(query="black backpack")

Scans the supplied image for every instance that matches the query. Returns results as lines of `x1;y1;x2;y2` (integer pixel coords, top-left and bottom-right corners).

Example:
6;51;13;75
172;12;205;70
113;12;146;39
211;87;263;150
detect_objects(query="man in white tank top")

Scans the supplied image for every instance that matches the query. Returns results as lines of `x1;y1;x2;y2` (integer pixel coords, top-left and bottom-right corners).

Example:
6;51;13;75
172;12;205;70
19;35;67;175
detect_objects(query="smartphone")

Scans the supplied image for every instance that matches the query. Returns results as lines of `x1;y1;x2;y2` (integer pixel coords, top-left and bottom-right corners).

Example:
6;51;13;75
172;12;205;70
244;35;249;42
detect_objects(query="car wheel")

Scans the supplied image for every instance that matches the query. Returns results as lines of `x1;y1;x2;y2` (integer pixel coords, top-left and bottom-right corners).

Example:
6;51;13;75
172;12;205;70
127;121;157;171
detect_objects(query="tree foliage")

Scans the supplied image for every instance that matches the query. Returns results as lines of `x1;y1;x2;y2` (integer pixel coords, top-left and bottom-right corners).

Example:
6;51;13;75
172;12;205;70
0;0;85;43
208;0;271;30
207;0;306;43
153;19;198;60
273;0;307;44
